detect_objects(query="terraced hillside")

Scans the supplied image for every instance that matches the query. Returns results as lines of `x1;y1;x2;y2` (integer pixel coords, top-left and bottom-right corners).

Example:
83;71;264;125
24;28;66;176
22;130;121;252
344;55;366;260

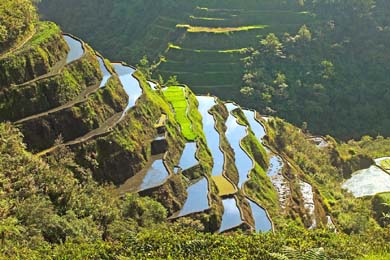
38;0;192;64
5;1;390;258
39;0;390;140
155;2;316;98
40;0;314;98
0;11;332;234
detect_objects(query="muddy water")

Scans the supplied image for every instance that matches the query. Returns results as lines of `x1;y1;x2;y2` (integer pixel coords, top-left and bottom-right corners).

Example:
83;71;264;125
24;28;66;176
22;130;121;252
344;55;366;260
267;155;284;177
300;181;316;229
343;165;390;197
118;155;169;193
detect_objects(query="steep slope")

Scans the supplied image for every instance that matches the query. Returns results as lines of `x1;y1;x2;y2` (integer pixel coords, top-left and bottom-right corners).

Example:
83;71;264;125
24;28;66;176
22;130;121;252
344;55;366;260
38;0;390;140
3;1;390;259
0;8;328;233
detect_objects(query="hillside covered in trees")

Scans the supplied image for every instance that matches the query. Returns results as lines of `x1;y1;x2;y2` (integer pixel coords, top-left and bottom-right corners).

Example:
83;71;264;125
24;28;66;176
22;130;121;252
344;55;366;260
2;0;390;259
39;0;390;140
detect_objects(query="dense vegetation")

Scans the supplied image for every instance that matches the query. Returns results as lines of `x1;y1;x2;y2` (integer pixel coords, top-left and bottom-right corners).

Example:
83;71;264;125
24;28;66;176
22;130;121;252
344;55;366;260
2;0;390;259
0;0;38;52
38;0;193;63
2;121;390;259
39;0;390;140
240;0;390;140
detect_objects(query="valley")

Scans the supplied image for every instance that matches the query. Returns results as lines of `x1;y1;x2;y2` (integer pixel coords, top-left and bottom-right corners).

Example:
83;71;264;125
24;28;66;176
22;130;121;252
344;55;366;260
39;0;390;140
2;0;390;259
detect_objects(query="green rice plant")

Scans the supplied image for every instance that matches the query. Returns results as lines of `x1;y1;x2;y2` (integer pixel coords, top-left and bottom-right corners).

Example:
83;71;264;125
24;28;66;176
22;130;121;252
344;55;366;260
380;159;390;170
163;86;197;141
177;24;269;33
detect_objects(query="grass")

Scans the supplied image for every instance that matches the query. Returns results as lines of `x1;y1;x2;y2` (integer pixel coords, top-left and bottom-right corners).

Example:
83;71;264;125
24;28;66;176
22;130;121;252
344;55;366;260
358;253;390;260
160;60;242;73
230;108;279;216
27;22;61;47
212;175;236;196
190;16;226;21
168;44;247;54
163;86;197;141
177;24;269;33
380;159;390;170
155;2;316;91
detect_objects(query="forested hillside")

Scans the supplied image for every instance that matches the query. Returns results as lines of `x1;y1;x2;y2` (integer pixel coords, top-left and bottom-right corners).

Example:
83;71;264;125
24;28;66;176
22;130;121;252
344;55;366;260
2;0;390;259
39;0;390;140
239;0;390;139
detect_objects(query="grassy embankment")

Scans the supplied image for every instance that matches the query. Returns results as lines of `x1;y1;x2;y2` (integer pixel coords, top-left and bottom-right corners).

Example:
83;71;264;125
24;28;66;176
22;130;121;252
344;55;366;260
231;108;279;218
209;100;239;196
0;21;69;87
20;75;127;152
176;24;268;33
380;159;390;170
0;40;102;122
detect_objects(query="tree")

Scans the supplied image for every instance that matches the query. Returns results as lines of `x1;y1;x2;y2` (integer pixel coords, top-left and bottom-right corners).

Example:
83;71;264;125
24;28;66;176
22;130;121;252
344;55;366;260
164;75;179;87
240;86;255;96
320;60;335;80
297;25;312;42
0;0;38;51
260;33;283;57
121;194;167;227
274;72;288;90
136;55;151;78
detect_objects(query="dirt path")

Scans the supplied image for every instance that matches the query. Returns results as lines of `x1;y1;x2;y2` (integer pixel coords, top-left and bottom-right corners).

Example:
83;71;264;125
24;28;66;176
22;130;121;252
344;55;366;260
13;37;87;88
15;56;68;88
0;28;36;60
36;112;123;157
15;82;100;124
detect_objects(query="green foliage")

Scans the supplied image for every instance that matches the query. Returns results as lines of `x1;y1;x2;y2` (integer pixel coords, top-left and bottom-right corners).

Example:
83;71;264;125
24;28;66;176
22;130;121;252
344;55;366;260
0;122;170;257
297;24;312;42
0;21;67;88
266;117;379;233
136;55;151;78
241;1;390;140
372;193;390;227
121;194;167;226
260;33;284;57
339;135;390;159
0;0;37;52
3;1;390;258
163;86;197;141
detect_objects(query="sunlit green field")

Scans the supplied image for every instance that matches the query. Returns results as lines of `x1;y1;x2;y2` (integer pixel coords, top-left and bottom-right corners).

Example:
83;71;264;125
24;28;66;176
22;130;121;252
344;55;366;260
358;253;390;260
380;159;390;170
177;24;268;33
163;86;197;141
